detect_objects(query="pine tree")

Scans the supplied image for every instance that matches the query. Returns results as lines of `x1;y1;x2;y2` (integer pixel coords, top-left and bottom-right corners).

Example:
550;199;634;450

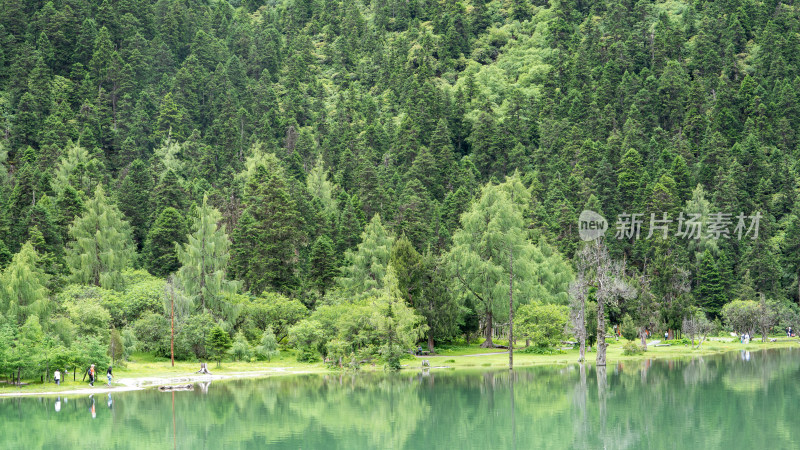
231;166;304;295
334;191;362;255
66;185;135;291
0;239;11;270
396;179;434;250
176;195;237;313
309;235;337;296
670;155;691;203
151;169;188;220
416;250;464;351
617;148;644;211
117;159;152;249
389;235;423;306
144;207;188;277
207;325;232;367
696;249;726;317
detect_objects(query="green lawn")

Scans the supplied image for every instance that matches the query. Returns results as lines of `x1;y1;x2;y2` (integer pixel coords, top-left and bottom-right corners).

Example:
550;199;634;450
2;337;797;395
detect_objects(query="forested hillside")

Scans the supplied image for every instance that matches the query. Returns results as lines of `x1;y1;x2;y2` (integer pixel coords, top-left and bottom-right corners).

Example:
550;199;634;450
2;0;800;371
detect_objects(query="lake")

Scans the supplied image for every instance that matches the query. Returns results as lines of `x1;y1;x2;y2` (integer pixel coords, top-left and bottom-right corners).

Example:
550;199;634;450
1;348;799;449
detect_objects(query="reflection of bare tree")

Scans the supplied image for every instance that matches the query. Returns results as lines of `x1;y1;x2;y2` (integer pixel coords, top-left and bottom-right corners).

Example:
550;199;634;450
197;381;211;394
682;357;715;387
596;364;608;448
571;363;590;449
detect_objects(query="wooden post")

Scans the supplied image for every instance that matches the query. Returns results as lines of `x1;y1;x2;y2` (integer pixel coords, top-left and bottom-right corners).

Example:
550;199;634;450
170;286;175;367
509;247;514;371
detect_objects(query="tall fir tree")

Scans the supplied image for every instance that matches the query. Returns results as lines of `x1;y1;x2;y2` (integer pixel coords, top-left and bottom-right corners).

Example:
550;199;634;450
176;195;238;314
144;207;188;277
66;185;135;291
231;166;304;295
117;159;153;249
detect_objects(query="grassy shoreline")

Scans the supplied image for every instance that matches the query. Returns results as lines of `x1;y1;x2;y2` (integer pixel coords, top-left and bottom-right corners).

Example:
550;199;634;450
2;338;797;397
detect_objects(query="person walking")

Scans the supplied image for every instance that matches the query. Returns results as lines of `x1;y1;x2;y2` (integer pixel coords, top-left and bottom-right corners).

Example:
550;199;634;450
54;369;61;386
87;364;95;387
106;366;113;386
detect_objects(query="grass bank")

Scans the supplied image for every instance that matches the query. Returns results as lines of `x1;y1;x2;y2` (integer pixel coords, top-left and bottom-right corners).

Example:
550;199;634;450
2;337;797;397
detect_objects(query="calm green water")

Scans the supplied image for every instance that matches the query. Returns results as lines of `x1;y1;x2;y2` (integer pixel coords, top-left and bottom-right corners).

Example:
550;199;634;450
2;348;799;449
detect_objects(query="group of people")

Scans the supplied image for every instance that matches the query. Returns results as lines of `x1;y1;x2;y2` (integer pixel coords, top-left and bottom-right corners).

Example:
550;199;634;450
740;333;751;344
86;364;113;387
52;364;113;387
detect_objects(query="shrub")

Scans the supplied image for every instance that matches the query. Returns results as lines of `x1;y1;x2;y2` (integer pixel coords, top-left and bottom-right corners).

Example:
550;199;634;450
206;325;232;367
516;303;569;348
256;327;279;362
229;331;252;361
121;278;165;324
621;314;638;341
297;347;321;363
519;346;565;355
622;341;644;355
132;312;170;356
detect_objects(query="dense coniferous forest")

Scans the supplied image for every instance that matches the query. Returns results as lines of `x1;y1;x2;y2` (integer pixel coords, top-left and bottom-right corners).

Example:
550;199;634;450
2;0;800;374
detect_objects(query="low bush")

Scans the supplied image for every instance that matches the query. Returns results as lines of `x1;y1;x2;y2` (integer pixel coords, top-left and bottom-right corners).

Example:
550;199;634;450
519;346;565;355
623;341;644;355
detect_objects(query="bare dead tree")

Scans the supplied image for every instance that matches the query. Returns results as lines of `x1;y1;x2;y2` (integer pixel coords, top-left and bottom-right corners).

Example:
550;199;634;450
569;271;589;362
682;309;713;349
570;241;636;366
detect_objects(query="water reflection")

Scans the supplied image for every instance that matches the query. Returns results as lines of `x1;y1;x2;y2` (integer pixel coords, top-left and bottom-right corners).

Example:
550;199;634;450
0;349;799;449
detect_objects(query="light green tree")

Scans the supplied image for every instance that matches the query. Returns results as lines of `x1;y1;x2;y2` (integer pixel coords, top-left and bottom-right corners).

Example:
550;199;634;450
66;184;135;290
306;155;338;216
52;142;105;196
447;174;572;351
373;268;427;371
516;303;569;348
256;326;279;361
338;214;394;295
1;242;51;325
229;331;252;362
175;195;237;312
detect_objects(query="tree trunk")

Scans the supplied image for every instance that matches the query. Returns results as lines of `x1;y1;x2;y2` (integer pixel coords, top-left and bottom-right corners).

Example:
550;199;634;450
596;299;607;366
508;248;514;371
481;311;495;348
196;363;212;374
640;328;647;351
17;367;21;386
427;335;434;353
171;289;175;367
579;301;586;362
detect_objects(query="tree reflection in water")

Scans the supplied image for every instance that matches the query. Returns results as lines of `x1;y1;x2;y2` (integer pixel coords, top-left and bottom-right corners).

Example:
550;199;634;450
1;348;799;449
